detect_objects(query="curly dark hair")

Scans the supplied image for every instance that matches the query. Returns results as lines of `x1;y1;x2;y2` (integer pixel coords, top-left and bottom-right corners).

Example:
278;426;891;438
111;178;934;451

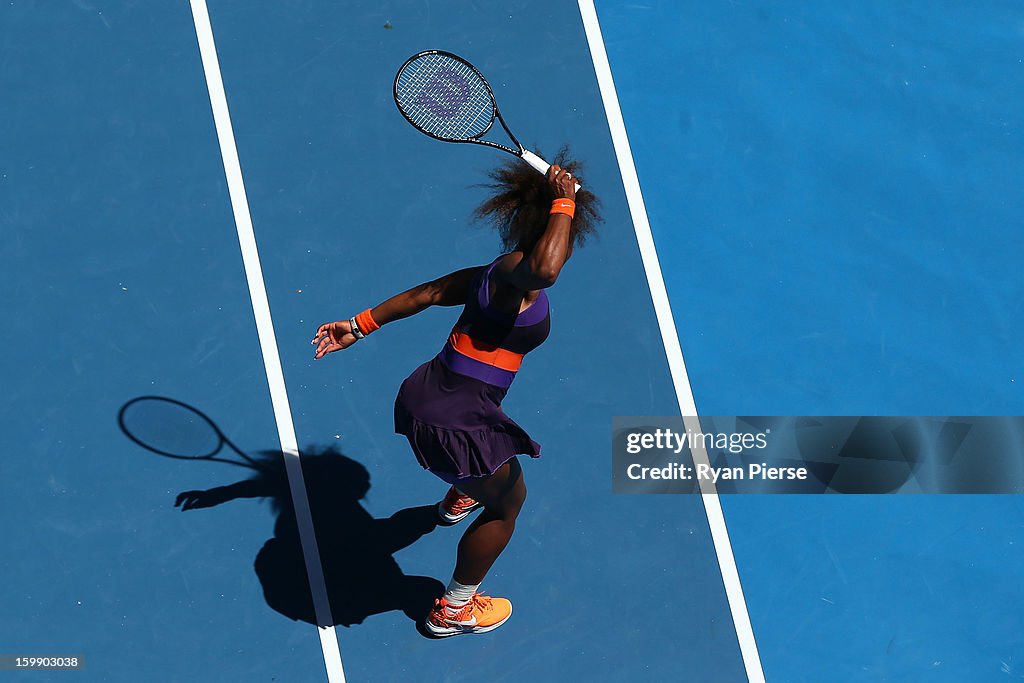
473;147;603;253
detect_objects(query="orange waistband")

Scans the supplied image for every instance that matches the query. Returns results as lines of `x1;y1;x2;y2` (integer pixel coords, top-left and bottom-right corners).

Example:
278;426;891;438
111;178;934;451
448;329;524;372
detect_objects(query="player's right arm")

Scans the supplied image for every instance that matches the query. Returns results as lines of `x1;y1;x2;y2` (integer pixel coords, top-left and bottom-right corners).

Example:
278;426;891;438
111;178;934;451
492;165;577;292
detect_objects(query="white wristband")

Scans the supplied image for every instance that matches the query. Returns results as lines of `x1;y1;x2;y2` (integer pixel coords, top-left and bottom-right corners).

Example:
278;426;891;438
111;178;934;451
349;317;365;340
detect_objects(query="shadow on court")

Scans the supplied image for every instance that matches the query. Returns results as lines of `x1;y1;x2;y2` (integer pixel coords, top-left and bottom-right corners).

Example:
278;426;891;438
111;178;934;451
117;396;444;628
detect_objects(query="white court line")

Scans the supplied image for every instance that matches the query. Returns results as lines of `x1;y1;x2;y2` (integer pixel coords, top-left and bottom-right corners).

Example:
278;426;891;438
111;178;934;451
188;2;346;682
577;2;765;681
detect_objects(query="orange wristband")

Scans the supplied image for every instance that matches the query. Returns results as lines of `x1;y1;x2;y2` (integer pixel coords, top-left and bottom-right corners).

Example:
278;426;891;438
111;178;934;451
354;308;380;335
550;198;576;218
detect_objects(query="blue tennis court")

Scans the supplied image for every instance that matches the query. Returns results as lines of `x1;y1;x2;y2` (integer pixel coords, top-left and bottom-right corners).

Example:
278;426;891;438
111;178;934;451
2;1;1021;681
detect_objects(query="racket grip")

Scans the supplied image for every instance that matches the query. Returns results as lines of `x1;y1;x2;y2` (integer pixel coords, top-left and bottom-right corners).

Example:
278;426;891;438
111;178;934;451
521;150;582;191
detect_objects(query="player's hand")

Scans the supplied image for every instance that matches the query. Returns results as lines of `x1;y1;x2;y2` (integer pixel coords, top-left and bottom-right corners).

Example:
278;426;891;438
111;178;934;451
175;489;223;511
547;164;578;200
312;320;358;359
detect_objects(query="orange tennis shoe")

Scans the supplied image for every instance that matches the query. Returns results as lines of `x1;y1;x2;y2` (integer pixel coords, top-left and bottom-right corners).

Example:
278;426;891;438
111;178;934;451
437;486;483;525
425;593;512;637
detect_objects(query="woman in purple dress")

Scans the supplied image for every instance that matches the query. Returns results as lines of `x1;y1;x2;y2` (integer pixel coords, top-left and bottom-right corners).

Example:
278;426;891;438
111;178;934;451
312;153;601;637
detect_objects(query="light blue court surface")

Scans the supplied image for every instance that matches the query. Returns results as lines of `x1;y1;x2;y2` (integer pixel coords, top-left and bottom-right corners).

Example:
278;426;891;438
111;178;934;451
1;1;1020;681
600;2;1024;681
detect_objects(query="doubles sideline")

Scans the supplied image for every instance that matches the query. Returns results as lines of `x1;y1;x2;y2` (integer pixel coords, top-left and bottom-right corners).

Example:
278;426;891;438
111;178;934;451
188;2;346;681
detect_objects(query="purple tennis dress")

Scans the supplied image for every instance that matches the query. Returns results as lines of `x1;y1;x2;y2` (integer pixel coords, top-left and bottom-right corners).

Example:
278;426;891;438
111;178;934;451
394;256;551;481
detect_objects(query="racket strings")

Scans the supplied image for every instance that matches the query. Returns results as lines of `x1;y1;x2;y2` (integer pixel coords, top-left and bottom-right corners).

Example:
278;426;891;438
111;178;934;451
395;53;495;141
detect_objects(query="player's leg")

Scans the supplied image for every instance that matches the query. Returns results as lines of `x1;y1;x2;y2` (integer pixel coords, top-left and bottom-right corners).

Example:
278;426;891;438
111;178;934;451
449;457;526;584
425;458;526;637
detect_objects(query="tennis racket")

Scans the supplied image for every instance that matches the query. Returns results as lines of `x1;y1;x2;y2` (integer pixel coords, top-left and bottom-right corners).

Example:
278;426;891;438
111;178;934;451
118;396;265;471
393;50;581;191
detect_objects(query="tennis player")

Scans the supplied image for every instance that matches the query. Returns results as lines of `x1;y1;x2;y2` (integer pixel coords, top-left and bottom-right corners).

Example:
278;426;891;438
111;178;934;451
312;153;600;637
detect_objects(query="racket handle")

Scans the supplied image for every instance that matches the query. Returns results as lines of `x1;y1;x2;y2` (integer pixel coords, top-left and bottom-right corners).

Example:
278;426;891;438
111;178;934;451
521;150;582;192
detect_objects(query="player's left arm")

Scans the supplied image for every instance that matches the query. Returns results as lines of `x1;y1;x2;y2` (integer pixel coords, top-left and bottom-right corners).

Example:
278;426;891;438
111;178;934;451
312;266;484;359
379;265;485;315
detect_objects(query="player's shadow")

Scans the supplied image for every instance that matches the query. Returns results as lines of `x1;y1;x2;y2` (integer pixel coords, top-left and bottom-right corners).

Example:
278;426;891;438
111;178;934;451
116;395;445;628
175;446;445;628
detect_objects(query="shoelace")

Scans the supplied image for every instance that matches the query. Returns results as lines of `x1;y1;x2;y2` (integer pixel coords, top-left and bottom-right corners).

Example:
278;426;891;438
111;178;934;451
435;593;492;621
469;593;492;613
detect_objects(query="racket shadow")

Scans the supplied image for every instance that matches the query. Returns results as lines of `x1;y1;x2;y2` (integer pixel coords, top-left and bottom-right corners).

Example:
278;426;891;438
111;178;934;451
117;397;445;629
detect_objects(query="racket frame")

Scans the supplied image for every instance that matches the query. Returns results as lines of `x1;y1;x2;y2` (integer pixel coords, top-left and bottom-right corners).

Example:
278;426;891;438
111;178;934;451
393;50;524;155
393;50;580;190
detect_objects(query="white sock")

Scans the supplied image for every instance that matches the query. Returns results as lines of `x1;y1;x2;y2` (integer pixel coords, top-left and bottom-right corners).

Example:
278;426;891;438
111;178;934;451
444;578;479;608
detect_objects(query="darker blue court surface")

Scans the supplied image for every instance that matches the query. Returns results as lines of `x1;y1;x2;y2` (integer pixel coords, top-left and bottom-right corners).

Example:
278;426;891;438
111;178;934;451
3;2;745;681
4;1;1021;681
